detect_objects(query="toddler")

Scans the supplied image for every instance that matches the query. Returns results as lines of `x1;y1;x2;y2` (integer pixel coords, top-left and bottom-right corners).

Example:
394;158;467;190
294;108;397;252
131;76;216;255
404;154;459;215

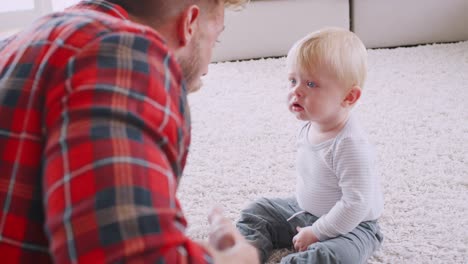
236;28;384;264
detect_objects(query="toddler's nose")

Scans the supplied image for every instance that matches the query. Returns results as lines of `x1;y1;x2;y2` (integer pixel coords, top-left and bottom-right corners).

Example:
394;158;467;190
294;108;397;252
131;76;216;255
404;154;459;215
292;85;303;97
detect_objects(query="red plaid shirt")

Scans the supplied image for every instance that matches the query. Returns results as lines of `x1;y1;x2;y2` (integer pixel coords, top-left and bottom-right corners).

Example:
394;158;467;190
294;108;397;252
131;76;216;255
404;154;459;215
0;1;212;263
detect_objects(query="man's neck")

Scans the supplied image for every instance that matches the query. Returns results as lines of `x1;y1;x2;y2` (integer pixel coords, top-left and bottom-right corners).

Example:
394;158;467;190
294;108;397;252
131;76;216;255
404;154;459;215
127;14;180;52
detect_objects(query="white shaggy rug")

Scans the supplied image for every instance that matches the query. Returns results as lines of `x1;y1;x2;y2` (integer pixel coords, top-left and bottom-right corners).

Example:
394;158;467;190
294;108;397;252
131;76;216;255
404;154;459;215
178;41;468;263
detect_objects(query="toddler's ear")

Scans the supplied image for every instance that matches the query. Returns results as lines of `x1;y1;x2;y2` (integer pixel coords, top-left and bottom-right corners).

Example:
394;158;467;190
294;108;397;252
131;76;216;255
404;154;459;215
342;86;361;107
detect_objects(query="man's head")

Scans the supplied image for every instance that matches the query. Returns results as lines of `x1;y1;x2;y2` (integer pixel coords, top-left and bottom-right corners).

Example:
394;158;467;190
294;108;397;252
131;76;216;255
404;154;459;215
108;0;248;92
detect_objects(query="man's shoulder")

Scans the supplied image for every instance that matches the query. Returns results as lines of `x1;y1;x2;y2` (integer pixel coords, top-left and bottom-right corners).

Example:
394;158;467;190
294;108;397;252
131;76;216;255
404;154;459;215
48;8;165;51
0;8;168;73
2;6;164;55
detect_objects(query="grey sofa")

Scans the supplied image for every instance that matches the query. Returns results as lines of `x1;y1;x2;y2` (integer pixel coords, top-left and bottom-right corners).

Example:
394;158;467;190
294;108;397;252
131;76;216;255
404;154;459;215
212;0;468;62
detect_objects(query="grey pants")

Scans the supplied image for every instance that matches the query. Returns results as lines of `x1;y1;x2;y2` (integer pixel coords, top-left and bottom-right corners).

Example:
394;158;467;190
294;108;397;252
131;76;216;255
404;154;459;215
236;197;383;264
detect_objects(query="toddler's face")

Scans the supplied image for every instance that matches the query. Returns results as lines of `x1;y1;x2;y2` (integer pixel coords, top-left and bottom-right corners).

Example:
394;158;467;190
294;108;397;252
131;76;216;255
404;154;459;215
286;65;348;123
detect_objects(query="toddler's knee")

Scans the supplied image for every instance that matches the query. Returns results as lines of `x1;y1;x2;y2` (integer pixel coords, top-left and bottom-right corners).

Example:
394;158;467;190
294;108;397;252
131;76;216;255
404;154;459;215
281;244;338;264
308;243;336;259
241;197;271;214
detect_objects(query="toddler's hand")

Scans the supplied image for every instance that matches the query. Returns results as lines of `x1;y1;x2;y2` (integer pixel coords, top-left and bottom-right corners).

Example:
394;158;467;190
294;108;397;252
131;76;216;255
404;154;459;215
292;226;319;252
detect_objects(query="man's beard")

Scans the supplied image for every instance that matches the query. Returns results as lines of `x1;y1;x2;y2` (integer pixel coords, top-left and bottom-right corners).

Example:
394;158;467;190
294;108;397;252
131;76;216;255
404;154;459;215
178;37;203;93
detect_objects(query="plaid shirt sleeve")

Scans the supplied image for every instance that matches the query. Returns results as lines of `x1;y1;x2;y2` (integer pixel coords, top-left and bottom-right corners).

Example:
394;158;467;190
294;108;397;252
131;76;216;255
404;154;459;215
42;31;212;263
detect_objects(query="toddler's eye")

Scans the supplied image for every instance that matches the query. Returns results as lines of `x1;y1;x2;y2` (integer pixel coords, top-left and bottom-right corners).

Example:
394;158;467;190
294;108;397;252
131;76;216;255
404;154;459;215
289;79;297;86
307;81;317;88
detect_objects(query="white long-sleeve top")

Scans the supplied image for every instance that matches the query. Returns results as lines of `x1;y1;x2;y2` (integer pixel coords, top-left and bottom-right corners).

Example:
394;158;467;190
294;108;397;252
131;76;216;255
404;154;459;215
295;115;384;241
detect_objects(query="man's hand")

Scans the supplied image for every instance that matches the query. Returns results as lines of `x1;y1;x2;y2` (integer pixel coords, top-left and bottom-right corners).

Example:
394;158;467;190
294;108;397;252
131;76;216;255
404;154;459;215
292;226;319;252
208;207;237;250
202;207;259;263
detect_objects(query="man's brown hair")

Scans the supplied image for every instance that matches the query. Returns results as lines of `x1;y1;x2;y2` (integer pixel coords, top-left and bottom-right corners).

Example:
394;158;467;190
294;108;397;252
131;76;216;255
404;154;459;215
107;0;248;25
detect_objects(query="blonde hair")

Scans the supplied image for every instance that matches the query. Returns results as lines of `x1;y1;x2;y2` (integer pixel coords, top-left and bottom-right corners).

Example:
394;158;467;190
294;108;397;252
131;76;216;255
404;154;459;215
221;0;249;9
200;0;249;16
108;0;249;23
287;27;368;89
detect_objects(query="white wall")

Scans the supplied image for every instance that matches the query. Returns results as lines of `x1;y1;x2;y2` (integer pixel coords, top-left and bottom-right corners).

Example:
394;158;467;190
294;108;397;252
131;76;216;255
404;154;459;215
0;0;79;37
212;0;350;62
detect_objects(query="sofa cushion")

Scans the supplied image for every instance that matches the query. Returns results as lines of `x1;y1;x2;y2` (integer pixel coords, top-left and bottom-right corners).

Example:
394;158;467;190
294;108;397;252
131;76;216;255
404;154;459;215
212;0;349;62
352;0;468;48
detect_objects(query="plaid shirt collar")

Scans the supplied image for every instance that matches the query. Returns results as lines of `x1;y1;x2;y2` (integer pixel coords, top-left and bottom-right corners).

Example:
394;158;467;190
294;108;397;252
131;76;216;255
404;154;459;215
70;0;129;20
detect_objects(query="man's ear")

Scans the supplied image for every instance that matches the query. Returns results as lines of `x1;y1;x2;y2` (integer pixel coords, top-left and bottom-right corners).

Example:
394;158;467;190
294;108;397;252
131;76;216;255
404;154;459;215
177;5;200;47
342;86;362;107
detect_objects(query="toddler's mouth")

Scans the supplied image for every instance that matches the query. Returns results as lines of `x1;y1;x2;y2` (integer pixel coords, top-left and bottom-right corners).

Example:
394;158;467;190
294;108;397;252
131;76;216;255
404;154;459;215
291;102;304;111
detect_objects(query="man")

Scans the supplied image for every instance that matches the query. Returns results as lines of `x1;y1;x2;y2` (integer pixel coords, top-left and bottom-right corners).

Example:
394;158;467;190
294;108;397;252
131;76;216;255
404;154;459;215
0;0;258;263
